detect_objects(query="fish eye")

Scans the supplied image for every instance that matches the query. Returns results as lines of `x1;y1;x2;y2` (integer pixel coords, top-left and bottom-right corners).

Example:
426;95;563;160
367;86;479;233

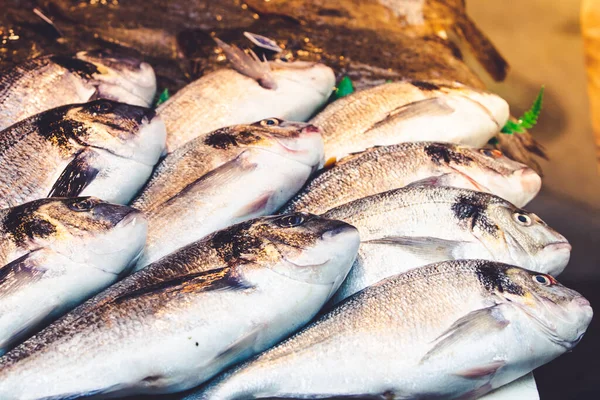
513;212;532;226
68;198;98;212
274;214;306;228
93;101;113;113
260;118;280;127
479;148;503;158
533;274;556;286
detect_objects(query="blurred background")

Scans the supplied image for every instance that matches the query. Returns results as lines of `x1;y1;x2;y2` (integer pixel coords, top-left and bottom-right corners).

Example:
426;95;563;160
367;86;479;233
467;0;600;398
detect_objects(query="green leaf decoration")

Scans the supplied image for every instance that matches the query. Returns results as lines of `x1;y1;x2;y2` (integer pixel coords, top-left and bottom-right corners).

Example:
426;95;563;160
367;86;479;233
334;76;354;99
155;88;170;107
501;86;544;134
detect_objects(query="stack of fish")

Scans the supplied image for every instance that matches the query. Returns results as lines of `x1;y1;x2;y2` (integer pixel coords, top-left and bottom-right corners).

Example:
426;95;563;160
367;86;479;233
0;9;591;400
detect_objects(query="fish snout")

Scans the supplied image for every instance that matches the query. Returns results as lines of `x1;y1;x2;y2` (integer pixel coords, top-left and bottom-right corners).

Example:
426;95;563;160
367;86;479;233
538;241;572;276
513;167;542;205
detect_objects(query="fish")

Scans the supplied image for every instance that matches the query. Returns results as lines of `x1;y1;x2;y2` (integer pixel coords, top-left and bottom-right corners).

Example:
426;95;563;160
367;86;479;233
0;197;147;355
322;186;571;304
310;79;510;161
0;213;360;398
134;120;323;269
158;51;335;150
132;119;322;213
280;142;541;214
0;100;166;208
192;260;592;400
0;50;157;130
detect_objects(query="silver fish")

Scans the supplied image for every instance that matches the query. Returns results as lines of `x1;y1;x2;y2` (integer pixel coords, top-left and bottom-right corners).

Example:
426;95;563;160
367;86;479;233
134;120;323;269
158;58;335;151
193;260;592;400
132;119;322;213
311;80;510;161
323;186;571;304
0;50;156;130
0;214;360;398
0;100;166;208
0;197;147;355
281;142;541;214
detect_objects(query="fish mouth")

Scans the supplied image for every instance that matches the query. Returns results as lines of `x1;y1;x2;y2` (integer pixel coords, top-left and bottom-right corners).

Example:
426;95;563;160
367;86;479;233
543;241;572;252
514;291;586;350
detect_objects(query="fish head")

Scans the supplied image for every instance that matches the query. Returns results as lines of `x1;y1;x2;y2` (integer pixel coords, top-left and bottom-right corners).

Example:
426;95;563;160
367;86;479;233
486;265;592;350
222;213;359;288
204;119;324;169
488;203;571;275
64;100;167;165
3;197;147;274
268;61;336;120
443;82;510;129
75;49;157;106
449;145;541;206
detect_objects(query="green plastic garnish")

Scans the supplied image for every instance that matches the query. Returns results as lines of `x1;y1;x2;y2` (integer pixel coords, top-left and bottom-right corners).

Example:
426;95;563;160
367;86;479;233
334;76;354;99
155;88;170;106
501;86;544;134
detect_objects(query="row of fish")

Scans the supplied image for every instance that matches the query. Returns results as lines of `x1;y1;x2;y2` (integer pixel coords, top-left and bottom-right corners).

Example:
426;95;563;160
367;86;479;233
0;39;591;400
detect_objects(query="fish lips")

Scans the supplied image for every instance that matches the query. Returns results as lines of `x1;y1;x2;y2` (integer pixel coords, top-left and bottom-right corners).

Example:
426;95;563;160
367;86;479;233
538;241;572;276
278;223;360;286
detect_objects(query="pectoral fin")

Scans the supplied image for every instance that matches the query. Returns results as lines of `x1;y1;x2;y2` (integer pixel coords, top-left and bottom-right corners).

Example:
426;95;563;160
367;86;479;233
362;236;467;264
368;97;455;132
0;251;48;298
421;306;509;364
213;326;264;367
114;267;252;303
234;192;273;218
48;149;100;197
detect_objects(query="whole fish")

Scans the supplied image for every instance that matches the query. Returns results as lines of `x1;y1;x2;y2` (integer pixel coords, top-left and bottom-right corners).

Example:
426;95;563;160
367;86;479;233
135;120;323;269
133;119;321;213
0;197;147;355
0;100;166;208
158;56;335;151
323;186;571;304
281;142;541;214
0;213;360;398
194;260;592;400
0;50;156;130
310;80;509;161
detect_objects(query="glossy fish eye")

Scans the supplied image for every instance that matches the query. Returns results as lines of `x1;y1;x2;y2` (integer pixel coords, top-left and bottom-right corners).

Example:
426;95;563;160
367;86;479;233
260;118;280;127
274;214;306;228
533;274;556;286
68;198;98;212
93;101;113;113
479;148;503;158
513;212;532;226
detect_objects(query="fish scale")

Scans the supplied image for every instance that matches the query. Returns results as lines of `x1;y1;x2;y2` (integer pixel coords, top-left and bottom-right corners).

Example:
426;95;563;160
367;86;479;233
323;185;571;303
191;260;593;400
158;63;335;151
280;141;541;214
0;214;360;399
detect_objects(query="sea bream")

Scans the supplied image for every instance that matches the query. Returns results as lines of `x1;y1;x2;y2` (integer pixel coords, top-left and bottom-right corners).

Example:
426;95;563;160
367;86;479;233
0;100;166;208
0;197;147;356
0;213;360;398
281;142;541;214
311;79;510;161
134;118;323;269
158;40;335;151
132;118;320;213
323;186;571;304
0;50;156;130
193;260;592;400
